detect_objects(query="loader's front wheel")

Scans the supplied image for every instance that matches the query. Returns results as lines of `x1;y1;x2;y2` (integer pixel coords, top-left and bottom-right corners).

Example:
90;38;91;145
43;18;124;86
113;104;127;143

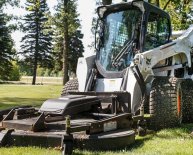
61;79;79;96
181;79;193;123
149;77;183;130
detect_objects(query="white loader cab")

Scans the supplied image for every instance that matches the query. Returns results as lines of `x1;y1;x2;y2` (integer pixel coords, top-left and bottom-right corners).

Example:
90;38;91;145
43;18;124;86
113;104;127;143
65;0;193;130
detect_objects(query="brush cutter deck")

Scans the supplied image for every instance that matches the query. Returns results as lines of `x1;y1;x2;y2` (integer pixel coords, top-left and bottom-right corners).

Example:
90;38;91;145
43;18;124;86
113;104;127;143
0;93;142;155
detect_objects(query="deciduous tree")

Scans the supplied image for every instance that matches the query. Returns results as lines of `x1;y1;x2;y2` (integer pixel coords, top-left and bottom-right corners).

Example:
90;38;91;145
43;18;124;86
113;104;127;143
150;0;193;30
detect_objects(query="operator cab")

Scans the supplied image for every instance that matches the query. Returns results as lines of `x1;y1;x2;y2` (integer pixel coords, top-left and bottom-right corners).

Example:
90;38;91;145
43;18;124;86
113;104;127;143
95;0;171;78
76;1;172;114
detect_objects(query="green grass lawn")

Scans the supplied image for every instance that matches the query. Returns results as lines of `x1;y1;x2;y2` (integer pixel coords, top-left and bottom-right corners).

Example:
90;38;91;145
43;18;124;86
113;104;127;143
0;84;63;109
0;84;193;155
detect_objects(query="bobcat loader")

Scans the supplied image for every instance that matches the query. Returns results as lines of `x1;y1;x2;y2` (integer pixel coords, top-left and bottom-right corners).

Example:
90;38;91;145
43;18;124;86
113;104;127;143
1;0;193;154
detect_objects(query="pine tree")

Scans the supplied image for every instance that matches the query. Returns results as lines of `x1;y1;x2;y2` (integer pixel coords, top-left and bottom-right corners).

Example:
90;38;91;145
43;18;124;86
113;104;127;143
53;0;84;85
0;0;19;80
0;9;14;80
90;0;102;49
68;30;84;73
0;0;19;8
20;0;53;85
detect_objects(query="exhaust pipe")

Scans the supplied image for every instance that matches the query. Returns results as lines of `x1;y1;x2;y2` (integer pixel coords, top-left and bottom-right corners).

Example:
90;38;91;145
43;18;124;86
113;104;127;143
102;0;112;5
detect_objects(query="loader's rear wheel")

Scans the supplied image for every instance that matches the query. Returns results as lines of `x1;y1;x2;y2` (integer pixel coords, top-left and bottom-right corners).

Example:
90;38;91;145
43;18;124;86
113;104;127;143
149;77;183;130
61;79;78;96
181;79;193;123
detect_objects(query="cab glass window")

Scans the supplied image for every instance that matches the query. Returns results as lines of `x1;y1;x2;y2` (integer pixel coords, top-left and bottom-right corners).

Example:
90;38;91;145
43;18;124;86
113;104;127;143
98;9;142;72
145;12;170;51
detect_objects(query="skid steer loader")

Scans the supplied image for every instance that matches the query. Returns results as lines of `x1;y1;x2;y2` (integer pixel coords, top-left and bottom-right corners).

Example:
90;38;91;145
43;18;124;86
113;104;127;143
1;0;193;154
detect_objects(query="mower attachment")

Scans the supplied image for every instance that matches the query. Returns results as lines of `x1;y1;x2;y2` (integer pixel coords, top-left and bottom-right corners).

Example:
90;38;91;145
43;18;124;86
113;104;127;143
39;95;100;115
0;129;14;146
0;93;140;155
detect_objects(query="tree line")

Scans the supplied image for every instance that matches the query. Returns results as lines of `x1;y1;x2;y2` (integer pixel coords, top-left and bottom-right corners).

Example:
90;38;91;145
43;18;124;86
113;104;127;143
149;0;193;30
0;0;84;85
97;0;193;30
0;0;193;85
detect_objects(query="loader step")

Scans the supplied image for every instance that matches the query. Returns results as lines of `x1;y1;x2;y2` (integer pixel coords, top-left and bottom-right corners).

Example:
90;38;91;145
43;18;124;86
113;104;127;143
3;118;38;131
2;113;45;132
0;129;14;146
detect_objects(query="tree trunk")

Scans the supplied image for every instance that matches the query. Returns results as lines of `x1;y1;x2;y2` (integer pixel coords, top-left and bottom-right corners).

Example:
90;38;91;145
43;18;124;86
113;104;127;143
156;0;159;7
62;0;69;85
32;5;39;85
163;0;171;10
32;54;38;85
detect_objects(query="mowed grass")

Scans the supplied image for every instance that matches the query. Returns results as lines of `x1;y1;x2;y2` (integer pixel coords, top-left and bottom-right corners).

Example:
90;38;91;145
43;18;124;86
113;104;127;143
0;84;193;155
0;147;60;155
0;84;63;109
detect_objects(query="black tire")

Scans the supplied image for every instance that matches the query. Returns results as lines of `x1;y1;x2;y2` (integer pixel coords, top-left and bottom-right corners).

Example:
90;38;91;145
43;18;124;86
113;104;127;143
61;79;79;96
181;79;193;123
149;77;183;130
62;141;73;155
74;129;135;151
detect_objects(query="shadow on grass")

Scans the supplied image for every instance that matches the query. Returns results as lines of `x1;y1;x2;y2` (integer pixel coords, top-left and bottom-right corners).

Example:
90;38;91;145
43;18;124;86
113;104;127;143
126;134;154;150
73;124;193;155
153;124;193;139
0;97;48;109
0;81;27;84
126;124;193;150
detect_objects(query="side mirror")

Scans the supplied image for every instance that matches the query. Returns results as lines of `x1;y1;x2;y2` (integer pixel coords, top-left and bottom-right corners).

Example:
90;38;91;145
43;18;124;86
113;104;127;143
102;0;112;5
95;19;104;52
95;19;100;51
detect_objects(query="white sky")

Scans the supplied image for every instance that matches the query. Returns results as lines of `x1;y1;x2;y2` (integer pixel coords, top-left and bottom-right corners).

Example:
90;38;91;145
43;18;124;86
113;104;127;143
77;0;96;54
7;0;96;55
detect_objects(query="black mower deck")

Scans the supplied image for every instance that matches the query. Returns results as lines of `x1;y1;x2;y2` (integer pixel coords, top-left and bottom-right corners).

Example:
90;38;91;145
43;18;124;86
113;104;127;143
6;128;135;151
0;92;143;155
0;107;137;154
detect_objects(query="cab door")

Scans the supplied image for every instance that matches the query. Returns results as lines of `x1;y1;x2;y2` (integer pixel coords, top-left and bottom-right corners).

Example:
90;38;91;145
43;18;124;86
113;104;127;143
144;12;171;51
